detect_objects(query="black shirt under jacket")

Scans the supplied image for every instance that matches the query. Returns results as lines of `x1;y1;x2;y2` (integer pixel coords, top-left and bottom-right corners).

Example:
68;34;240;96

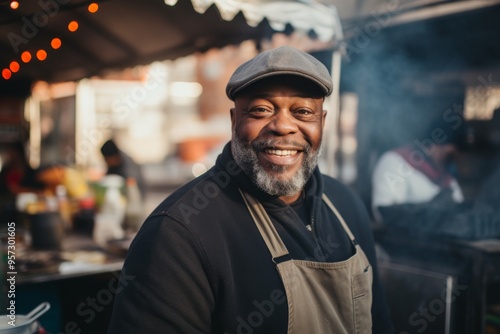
107;142;394;334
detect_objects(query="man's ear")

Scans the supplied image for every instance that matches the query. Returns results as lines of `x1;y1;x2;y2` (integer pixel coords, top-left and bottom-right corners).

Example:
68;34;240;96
322;110;328;129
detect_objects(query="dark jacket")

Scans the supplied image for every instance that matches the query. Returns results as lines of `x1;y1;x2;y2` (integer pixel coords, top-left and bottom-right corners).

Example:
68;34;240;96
108;143;394;333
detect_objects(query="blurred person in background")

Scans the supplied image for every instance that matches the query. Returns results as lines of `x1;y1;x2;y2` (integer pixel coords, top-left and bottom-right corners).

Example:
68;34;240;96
0;142;44;221
0;142;43;196
371;122;464;223
371;119;500;239
100;139;146;197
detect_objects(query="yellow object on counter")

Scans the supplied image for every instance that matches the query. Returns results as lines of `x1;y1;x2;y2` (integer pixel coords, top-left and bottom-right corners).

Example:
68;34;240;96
63;168;89;199
37;165;90;199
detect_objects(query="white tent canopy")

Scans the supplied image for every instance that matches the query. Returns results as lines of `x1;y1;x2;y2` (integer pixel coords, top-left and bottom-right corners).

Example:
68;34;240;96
166;0;343;42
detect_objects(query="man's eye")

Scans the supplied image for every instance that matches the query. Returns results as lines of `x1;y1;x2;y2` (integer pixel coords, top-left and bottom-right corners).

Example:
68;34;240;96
249;107;271;114
294;109;313;115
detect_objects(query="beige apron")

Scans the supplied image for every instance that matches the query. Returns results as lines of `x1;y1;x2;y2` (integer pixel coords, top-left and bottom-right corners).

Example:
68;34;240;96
240;190;373;334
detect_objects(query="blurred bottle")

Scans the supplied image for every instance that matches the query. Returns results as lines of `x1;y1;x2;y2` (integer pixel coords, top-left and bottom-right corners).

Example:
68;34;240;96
93;175;125;247
55;184;72;230
124;177;144;233
99;175;126;220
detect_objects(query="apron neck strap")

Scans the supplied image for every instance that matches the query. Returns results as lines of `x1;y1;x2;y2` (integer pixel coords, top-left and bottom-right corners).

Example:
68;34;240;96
321;194;356;242
239;189;358;260
239;189;290;259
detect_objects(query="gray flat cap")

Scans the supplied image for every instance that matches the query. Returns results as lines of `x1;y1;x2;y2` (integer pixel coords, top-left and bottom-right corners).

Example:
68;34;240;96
226;46;333;100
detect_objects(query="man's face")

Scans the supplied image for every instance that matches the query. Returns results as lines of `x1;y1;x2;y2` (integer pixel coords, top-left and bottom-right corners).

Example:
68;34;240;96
435;143;458;165
104;154;122;168
230;76;327;200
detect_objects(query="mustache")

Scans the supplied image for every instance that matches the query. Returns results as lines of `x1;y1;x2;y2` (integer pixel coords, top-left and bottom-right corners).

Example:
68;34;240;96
251;139;311;152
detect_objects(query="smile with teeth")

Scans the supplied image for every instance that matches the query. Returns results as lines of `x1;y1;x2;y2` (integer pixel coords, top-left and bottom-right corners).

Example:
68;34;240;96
264;149;298;156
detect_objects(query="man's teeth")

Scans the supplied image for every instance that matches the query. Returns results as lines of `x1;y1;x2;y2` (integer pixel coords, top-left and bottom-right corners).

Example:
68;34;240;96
265;149;297;156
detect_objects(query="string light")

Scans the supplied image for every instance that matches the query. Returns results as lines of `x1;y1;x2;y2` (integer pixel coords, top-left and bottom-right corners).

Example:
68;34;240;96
21;51;32;63
51;38;62;49
36;49;47;61
4;1;97;79
88;3;99;13
9;61;20;73
2;69;12;80
68;21;79;32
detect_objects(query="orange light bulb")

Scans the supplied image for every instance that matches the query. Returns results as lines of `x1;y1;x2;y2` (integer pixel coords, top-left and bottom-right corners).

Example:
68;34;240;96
2;69;12;80
68;21;79;32
88;3;99;13
9;61;20;73
10;1;19;10
51;38;62;49
36;49;47;61
21;51;32;63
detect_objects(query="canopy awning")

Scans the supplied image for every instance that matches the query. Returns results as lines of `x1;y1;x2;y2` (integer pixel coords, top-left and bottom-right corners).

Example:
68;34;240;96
2;0;500;85
0;0;342;84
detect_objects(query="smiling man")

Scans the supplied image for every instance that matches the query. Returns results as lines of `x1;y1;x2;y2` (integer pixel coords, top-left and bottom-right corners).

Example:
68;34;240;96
108;46;394;334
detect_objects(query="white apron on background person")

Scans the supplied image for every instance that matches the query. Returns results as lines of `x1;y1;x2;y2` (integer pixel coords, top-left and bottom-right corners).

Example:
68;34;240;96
240;190;373;334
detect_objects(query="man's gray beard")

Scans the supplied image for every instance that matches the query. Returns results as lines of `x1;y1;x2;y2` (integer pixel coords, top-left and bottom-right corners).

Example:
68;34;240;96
231;133;321;197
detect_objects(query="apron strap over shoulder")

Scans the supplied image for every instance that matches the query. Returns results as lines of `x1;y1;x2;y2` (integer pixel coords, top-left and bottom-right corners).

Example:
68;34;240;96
322;194;357;243
239;189;290;259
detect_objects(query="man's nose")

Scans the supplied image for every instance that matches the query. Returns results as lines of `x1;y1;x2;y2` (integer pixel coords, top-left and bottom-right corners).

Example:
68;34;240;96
266;110;298;135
